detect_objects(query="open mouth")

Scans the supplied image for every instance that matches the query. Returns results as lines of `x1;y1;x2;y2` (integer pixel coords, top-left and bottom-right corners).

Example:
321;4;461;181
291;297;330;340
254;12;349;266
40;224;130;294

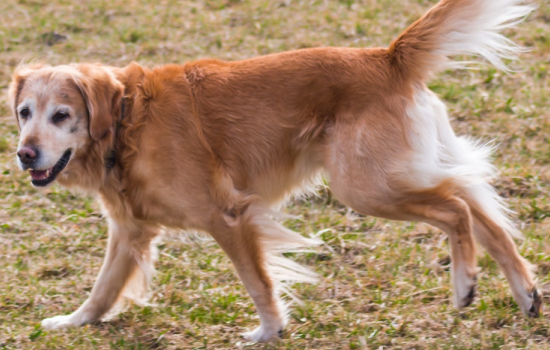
29;150;72;187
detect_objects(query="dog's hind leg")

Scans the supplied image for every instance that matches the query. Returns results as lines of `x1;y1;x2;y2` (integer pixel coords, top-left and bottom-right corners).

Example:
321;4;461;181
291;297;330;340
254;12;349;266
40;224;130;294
206;205;318;342
324;113;479;310
396;188;479;308
461;185;541;317
326;87;540;315
331;176;479;309
41;220;159;329
404;88;541;316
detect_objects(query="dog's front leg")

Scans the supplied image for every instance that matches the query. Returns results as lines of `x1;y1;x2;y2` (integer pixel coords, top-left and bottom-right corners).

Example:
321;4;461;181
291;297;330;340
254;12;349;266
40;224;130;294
42;220;158;329
208;212;286;343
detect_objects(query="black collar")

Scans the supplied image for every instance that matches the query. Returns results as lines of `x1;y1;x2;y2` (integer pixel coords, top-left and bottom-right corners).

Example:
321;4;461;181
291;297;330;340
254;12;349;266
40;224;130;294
105;97;125;169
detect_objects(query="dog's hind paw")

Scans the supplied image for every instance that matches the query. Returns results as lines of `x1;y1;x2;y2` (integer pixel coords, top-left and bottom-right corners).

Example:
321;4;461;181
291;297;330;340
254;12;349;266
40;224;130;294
242;325;282;343
452;269;478;310
41;314;82;329
527;288;543;318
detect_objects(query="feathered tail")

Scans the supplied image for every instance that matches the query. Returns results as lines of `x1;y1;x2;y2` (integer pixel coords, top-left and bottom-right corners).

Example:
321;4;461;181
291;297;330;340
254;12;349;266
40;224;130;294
389;0;535;80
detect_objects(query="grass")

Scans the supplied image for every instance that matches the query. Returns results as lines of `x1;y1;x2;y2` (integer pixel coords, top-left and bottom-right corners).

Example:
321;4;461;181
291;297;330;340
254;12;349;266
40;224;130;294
0;0;549;348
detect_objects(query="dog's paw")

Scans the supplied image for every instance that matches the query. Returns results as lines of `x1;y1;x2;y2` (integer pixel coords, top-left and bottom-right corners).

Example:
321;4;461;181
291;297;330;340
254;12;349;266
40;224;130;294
510;286;544;318
453;281;477;309
527;288;543;318
242;325;282;343
452;269;478;309
41;314;82;330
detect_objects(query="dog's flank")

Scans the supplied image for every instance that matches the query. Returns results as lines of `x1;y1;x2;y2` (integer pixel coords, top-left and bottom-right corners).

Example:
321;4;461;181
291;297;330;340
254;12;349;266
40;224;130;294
9;0;538;343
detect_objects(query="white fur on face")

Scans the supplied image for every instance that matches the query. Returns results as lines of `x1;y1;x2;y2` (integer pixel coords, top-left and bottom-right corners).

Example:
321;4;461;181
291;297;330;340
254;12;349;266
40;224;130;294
16;69;89;172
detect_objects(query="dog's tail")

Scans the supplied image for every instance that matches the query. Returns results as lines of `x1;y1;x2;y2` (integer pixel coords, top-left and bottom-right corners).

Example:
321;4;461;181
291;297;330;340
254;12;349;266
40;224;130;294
389;0;535;80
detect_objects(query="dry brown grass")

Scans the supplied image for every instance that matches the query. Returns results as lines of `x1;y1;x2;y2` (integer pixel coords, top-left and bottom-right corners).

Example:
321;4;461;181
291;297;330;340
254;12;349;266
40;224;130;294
0;0;549;349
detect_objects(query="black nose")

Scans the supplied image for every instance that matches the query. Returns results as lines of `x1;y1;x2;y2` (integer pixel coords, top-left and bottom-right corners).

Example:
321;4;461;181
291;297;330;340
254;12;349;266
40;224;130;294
17;146;39;165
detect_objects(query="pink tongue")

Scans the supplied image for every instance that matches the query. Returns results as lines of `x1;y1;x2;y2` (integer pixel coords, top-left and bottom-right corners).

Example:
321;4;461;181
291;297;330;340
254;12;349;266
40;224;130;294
30;169;48;180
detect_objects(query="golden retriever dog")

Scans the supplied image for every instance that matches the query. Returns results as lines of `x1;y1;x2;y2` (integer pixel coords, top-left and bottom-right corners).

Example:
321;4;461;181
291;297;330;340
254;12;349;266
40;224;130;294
9;0;540;342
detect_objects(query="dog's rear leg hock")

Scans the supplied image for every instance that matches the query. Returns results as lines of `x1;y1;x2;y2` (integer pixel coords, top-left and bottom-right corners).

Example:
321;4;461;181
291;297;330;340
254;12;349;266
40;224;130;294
404;195;478;309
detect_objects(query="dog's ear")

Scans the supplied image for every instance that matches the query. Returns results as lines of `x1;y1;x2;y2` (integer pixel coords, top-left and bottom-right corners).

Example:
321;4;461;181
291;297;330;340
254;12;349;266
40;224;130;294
73;64;124;141
8;63;45;130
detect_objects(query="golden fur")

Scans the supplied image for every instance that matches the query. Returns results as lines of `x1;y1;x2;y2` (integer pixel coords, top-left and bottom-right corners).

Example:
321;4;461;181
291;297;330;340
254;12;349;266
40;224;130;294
9;0;540;342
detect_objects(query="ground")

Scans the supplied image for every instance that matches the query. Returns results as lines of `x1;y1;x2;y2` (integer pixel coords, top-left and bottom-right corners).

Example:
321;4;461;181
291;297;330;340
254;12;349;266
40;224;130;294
0;0;549;349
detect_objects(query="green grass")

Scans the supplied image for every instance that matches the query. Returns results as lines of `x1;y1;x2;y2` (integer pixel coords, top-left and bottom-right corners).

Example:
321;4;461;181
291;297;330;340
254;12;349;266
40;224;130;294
0;0;549;349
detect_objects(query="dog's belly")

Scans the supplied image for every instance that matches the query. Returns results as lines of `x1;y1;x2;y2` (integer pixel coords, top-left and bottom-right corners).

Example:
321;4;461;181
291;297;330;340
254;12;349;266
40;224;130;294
246;145;325;206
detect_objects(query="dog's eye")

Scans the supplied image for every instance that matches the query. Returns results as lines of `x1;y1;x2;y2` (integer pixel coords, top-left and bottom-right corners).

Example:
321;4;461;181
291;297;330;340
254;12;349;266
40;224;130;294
20;108;30;119
52;111;70;124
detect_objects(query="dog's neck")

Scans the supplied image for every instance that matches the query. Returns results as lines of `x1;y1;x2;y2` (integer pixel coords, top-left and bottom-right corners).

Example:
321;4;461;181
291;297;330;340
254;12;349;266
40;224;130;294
102;62;146;173
104;97;126;169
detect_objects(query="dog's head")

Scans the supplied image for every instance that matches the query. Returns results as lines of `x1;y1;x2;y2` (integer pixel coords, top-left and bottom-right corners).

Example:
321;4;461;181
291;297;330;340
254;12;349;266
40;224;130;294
8;64;124;188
